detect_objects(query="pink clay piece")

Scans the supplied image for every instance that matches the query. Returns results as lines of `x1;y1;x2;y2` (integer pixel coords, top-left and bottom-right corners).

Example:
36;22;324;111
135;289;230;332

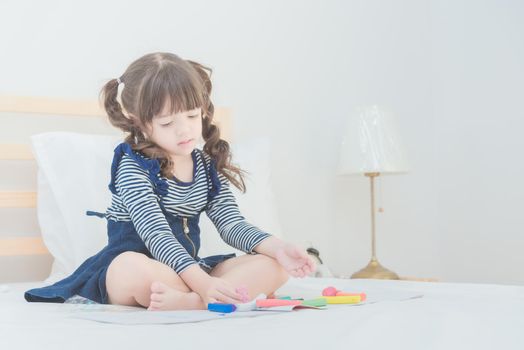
322;286;338;296
236;286;250;303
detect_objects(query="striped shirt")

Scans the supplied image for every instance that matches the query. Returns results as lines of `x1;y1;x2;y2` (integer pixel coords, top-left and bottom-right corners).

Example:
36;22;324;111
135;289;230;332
105;148;270;274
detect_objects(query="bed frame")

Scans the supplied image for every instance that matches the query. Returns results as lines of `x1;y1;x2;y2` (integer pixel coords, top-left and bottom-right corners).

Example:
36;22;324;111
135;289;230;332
0;95;231;282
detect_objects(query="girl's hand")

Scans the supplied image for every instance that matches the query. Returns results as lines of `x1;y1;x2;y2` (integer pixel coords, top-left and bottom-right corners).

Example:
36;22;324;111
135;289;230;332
197;276;245;305
274;243;316;278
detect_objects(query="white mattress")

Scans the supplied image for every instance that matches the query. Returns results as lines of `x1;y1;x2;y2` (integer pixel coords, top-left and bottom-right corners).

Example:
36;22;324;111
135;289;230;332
1;277;523;350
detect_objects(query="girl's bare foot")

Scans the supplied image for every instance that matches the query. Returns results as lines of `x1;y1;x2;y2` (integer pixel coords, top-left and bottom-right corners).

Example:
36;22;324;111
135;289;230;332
148;281;205;311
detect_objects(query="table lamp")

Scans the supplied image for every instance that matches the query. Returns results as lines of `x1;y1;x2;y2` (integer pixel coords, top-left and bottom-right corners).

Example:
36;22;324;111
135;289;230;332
338;105;409;279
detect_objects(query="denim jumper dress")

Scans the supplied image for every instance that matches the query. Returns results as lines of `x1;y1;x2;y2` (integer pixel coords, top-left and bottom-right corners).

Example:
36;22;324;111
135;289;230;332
25;143;236;304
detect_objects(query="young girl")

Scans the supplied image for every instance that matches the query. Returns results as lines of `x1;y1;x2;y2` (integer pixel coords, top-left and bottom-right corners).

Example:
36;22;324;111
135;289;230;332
25;52;315;310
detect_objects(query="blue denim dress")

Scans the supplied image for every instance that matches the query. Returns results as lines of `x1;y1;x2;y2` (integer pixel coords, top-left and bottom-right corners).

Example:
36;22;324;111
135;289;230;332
25;143;236;304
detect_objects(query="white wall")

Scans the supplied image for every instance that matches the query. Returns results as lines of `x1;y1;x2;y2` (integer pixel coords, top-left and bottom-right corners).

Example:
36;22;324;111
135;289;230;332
1;0;522;284
429;0;524;284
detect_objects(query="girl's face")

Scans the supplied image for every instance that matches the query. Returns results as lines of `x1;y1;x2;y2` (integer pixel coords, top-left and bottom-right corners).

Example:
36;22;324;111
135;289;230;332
147;105;203;159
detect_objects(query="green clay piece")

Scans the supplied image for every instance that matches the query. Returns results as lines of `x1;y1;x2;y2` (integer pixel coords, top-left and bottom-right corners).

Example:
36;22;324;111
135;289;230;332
301;298;327;308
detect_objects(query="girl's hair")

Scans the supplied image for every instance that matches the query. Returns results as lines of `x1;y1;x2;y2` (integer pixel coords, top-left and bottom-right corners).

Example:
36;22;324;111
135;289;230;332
100;52;246;192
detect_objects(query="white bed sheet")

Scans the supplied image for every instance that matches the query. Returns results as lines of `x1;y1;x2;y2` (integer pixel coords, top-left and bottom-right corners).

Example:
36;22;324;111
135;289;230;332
1;277;523;350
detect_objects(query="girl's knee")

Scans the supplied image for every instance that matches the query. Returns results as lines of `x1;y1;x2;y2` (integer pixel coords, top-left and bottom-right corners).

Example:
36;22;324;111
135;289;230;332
107;252;151;283
251;254;289;283
273;262;290;284
112;252;189;291
106;252;152;306
112;251;149;267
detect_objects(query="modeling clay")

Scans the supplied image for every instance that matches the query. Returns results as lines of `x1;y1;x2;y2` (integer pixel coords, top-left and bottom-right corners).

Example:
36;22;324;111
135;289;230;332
235;286;250;303
322;286;338;296
208;303;237;313
322;295;362;304
235;293;266;311
256;299;303;308
322;286;366;301
300;298;327;308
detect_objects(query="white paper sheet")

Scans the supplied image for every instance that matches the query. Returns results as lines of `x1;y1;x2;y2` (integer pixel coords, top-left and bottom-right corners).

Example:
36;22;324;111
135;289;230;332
73;309;285;325
71;290;423;325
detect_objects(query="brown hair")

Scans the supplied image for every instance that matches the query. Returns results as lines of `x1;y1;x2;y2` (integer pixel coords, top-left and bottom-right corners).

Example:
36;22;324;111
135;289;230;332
99;52;246;192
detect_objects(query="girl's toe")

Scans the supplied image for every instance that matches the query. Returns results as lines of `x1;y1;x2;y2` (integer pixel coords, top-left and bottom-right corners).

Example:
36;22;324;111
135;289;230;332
150;293;162;302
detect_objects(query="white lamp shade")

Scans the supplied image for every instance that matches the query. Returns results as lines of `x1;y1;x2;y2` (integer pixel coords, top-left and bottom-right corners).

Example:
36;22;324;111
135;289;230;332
338;105;409;175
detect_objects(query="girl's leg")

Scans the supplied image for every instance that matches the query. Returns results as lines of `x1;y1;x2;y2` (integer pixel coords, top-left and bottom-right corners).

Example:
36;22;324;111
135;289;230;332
106;252;289;311
210;254;289;299
105;251;203;310
144;254;288;311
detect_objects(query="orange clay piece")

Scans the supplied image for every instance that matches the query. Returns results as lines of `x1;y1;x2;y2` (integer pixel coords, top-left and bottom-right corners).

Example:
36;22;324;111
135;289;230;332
336;292;367;301
322;286;367;301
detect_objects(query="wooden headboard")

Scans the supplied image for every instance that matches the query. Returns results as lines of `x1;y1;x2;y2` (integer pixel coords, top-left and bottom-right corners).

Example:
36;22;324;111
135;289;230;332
0;95;231;282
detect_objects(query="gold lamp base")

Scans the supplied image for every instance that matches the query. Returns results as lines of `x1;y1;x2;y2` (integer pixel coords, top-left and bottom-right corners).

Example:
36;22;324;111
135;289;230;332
351;258;399;280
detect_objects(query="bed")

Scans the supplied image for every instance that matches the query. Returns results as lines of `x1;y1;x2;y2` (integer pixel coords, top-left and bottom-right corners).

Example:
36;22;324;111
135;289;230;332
1;96;523;349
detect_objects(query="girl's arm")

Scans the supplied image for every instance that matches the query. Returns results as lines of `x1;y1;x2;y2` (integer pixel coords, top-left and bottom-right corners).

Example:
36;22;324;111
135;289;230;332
252;235;287;257
205;173;316;278
205;173;272;253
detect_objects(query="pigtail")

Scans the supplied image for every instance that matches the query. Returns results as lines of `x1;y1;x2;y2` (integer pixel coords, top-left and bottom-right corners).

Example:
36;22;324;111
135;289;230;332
188;61;247;193
100;78;134;133
100;78;153;151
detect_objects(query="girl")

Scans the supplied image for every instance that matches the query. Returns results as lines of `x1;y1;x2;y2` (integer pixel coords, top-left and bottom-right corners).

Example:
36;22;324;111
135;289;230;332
25;52;315;310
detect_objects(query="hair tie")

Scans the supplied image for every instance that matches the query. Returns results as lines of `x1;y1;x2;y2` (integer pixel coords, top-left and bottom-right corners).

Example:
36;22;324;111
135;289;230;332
116;78;125;106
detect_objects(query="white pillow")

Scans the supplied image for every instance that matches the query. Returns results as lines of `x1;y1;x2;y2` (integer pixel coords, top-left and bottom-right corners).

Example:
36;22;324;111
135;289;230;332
31;132;281;283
